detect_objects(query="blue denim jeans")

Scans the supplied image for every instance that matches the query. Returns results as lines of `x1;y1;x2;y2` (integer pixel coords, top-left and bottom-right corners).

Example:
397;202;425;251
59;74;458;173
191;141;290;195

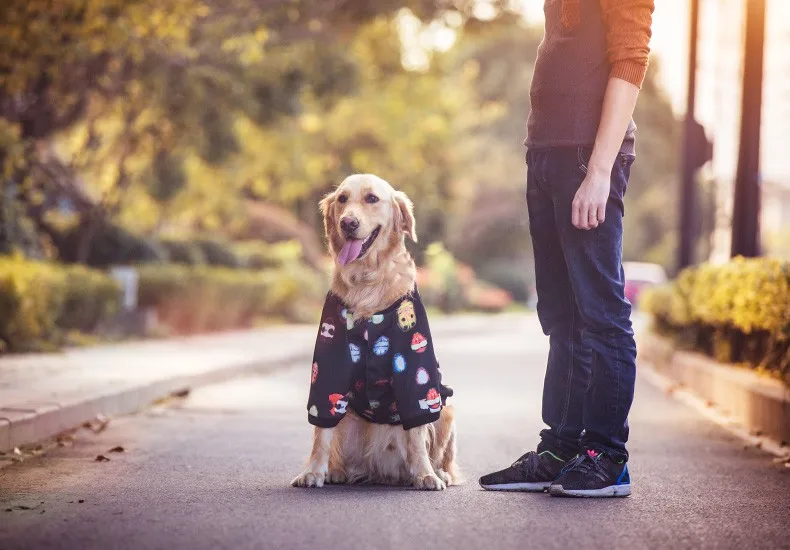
526;146;637;462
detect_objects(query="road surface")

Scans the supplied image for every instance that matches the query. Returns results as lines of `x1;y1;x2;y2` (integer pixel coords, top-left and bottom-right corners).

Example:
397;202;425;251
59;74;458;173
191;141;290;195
1;315;788;549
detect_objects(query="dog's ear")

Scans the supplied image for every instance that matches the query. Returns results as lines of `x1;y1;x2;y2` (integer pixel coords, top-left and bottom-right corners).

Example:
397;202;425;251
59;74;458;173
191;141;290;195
393;191;417;242
319;190;338;241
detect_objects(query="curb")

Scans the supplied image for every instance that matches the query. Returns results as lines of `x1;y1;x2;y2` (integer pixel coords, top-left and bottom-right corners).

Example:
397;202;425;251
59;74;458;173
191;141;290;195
638;330;790;451
0;351;311;455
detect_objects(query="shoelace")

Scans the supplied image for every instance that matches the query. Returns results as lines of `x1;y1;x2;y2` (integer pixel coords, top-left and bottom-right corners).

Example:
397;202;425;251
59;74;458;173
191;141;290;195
512;451;542;476
563;451;604;476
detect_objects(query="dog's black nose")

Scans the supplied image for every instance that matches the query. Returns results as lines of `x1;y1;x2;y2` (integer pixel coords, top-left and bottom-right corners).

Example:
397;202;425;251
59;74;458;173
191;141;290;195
340;217;359;235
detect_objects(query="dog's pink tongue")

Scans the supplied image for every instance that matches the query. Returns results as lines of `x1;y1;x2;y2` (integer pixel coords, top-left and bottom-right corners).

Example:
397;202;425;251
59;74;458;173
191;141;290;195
338;239;364;266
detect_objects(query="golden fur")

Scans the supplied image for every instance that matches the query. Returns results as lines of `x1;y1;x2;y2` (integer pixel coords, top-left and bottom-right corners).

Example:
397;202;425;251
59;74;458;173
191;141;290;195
291;174;459;490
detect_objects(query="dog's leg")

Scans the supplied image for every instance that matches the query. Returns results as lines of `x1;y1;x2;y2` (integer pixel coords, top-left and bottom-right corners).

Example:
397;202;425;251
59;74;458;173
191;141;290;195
326;418;352;484
431;407;460;486
407;425;446;491
291;427;334;488
440;422;460;485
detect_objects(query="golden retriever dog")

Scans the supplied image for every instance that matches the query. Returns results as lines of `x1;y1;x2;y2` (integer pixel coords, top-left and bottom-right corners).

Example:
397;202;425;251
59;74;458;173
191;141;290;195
291;174;459;490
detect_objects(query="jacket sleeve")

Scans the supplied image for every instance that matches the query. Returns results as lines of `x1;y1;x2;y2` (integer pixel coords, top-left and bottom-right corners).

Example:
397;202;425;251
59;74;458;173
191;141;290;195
599;0;654;88
392;294;444;430
307;294;354;428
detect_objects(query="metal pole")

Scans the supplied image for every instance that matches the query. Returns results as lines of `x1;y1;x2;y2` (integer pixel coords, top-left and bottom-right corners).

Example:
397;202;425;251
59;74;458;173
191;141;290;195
678;0;701;270
731;0;766;258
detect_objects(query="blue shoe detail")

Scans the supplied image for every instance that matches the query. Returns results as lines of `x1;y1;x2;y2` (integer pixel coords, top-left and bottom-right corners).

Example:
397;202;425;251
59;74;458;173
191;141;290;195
615;464;630;485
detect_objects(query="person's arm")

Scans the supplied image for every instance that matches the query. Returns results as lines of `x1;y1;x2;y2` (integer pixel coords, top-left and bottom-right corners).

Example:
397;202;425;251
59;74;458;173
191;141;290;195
572;0;654;230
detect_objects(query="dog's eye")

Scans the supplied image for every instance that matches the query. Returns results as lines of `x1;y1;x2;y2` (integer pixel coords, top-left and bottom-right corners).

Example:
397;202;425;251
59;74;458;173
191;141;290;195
338;194;348;204
365;194;379;204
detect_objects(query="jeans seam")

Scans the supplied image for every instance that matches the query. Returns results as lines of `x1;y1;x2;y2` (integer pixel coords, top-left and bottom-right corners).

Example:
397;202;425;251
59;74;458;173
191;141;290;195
556;274;575;436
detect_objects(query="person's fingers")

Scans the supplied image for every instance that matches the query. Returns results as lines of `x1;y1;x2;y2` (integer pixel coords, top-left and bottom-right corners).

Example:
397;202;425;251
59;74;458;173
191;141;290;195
588;207;598;229
596;204;606;225
572;198;581;229
578;201;590;230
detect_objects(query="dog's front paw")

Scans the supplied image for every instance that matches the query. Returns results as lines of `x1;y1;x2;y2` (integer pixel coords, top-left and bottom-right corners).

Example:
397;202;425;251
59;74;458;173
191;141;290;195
435;469;452;487
326;469;347;484
412;473;446;491
291;470;327;488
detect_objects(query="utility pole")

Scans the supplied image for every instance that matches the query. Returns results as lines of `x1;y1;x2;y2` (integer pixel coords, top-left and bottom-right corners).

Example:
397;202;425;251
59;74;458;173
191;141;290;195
731;0;766;258
678;0;712;271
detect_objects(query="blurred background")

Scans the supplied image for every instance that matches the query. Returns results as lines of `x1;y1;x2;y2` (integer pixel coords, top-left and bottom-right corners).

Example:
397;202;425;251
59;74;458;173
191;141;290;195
1;0;788;351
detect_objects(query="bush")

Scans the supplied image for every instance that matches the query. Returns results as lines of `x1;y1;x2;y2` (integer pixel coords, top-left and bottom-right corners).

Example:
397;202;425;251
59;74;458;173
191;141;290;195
234;240;302;270
158;239;206;266
192;238;241;268
57;265;122;333
0;255;121;352
136;261;325;334
642;257;790;382
53;222;167;267
418;242;513;313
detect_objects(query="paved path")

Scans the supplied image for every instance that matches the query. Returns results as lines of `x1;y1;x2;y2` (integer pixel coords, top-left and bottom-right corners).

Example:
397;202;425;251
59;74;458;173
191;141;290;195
1;315;788;549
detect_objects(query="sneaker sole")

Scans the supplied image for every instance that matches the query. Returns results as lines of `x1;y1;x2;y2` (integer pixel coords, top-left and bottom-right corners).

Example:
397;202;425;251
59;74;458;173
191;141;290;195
480;481;552;492
549;483;631;498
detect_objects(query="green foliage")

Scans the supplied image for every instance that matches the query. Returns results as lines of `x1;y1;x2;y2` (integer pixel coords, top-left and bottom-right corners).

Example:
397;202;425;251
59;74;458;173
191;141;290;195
192;238;241;268
642;257;790;382
418;242;513;313
57;264;122;332
0;255;120;351
234;240;303;269
52;222;167;267
136;262;326;333
158;238;206;266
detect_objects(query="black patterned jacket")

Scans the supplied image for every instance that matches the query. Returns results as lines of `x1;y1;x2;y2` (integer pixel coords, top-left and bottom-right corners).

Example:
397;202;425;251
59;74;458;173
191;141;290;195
307;288;452;430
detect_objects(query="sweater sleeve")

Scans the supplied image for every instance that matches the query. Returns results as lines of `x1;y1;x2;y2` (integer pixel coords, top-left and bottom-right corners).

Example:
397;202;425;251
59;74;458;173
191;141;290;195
307;293;354;428
599;0;654;88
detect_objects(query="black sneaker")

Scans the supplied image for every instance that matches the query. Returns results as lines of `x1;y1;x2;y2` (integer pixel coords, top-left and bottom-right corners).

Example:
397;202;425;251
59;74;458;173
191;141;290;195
479;450;568;492
549;449;631;497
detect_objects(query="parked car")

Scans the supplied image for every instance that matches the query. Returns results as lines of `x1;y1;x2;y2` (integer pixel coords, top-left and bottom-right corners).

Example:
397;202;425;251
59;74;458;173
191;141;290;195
623;261;668;307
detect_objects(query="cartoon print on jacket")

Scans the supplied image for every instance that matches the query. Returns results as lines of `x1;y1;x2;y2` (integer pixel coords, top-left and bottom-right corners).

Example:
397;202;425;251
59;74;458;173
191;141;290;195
306;289;453;430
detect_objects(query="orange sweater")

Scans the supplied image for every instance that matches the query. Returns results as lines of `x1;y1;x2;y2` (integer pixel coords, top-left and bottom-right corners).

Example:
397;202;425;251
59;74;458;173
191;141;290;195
562;0;654;88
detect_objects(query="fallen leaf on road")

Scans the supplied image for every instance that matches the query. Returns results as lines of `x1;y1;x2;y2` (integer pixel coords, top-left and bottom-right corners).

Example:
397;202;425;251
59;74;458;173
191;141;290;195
108;446;125;453
79;500;85;503
94;455;111;462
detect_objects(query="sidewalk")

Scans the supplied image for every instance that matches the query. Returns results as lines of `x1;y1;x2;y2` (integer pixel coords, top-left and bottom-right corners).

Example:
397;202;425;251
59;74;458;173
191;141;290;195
0;314;507;453
0;326;317;453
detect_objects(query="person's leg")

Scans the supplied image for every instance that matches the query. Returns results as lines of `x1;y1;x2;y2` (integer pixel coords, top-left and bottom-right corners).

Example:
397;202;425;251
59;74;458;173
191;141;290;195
545;147;636;497
548;147;636;459
478;149;590;491
527;150;591;460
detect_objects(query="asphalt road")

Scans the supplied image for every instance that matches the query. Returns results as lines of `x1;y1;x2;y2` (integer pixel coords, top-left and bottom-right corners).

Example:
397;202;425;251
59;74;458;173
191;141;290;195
1;315;788;550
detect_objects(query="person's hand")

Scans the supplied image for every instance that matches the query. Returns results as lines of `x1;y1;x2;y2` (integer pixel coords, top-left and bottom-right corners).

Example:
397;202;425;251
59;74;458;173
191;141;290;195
572;168;610;230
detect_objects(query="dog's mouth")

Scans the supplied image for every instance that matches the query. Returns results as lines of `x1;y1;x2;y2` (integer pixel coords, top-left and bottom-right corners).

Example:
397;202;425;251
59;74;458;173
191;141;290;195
337;226;381;266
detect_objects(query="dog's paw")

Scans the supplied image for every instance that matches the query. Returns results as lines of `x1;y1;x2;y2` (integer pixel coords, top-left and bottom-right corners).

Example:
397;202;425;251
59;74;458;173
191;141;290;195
435;469;452;487
326;469;347;484
412;473;446;491
291;470;326;488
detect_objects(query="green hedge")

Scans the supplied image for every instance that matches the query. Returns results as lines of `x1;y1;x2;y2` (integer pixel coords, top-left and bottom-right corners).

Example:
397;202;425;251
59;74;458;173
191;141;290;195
0;255;121;352
136;260;325;334
233;240;302;269
642;257;790;382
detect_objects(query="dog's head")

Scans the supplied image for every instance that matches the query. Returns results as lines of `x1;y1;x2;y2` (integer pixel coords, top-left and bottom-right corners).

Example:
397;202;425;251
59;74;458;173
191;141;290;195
319;174;416;267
